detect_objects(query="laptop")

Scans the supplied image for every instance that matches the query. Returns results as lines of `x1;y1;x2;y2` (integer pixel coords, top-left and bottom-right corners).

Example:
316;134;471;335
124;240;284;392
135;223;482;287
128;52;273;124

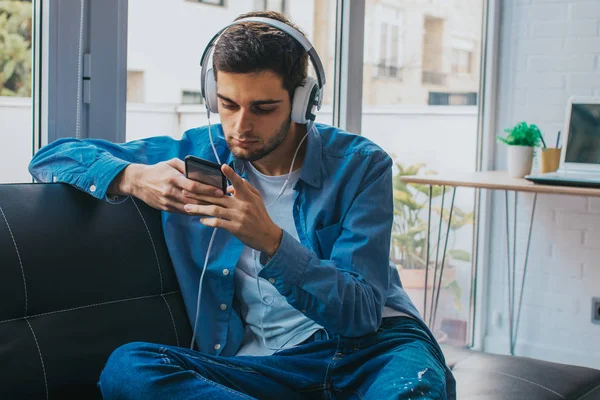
525;96;600;188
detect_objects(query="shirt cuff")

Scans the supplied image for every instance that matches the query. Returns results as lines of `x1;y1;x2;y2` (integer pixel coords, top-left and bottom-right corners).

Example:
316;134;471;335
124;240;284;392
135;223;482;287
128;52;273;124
85;156;131;200
258;230;313;295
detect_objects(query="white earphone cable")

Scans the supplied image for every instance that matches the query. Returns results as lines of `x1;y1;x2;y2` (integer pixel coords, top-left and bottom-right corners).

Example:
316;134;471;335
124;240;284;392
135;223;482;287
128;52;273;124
189;112;316;352
190;114;222;350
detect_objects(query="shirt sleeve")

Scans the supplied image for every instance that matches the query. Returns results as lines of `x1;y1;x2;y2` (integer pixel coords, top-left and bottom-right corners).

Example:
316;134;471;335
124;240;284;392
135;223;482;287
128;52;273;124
28;133;196;201
258;151;394;337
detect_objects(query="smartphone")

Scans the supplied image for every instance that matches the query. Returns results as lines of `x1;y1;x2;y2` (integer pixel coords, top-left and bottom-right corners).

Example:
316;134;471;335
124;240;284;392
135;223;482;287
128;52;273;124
184;155;227;193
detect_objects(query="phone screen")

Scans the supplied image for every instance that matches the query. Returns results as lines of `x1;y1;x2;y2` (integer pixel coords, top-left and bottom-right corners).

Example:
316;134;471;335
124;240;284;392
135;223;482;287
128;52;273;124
185;156;226;192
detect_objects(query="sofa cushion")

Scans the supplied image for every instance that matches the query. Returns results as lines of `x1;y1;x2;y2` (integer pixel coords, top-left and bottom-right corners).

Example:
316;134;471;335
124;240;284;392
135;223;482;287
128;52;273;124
0;184;192;399
442;344;600;399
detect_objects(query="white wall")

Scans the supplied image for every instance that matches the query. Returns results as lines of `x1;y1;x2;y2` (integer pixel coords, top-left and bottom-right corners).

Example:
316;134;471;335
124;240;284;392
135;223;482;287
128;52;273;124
0;97;32;183
485;0;600;369
126;0;316;104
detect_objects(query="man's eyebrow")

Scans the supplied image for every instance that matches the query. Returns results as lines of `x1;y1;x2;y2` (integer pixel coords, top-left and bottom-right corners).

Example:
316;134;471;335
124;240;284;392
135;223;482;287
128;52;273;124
216;93;283;106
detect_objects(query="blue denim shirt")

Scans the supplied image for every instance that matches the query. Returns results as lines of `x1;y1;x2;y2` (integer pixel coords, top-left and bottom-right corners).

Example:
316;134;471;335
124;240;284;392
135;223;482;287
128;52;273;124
29;123;425;356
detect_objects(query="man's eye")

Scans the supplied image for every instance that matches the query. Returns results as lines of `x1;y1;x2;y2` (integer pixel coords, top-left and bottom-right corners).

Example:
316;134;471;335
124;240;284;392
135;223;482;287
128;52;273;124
221;102;237;109
255;107;275;114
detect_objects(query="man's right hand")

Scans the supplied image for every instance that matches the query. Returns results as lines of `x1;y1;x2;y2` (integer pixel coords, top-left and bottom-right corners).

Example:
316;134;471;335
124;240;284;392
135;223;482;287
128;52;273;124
108;158;224;214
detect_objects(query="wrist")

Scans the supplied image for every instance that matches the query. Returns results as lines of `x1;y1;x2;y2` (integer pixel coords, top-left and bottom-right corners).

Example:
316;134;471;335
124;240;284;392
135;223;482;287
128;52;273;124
265;227;283;258
109;164;143;197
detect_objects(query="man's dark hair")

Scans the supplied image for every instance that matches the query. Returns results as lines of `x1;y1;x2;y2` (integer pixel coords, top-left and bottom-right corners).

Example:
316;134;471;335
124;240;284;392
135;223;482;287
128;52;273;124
212;11;309;101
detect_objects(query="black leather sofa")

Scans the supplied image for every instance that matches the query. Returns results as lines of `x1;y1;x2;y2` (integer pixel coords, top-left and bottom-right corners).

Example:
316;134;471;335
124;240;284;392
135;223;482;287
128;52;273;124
1;182;599;399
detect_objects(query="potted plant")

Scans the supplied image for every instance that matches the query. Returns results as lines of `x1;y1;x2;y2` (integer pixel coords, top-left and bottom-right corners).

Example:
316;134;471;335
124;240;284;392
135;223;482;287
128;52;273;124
497;122;542;178
391;162;472;297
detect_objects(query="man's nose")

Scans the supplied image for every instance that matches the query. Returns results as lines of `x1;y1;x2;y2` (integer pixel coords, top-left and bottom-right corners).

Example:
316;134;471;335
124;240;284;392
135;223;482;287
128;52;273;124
234;108;253;134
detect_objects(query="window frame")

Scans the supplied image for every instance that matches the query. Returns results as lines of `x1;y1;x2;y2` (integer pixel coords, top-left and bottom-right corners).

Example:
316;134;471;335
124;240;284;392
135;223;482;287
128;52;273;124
41;0;128;145
36;0;496;350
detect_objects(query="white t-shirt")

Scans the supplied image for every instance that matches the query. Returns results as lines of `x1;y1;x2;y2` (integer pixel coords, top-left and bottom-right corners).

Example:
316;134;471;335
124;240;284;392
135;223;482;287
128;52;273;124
234;160;410;356
234;162;322;356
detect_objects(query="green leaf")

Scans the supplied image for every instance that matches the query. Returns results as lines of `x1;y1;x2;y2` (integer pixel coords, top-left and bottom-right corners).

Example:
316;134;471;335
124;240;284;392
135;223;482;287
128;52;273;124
497;121;542;147
446;249;471;262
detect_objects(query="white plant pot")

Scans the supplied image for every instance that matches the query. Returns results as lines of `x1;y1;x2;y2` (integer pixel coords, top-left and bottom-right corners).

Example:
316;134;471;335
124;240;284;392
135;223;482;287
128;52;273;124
507;145;534;178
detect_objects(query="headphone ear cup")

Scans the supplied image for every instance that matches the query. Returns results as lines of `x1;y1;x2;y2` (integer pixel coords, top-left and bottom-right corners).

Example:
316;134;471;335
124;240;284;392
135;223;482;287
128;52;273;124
291;76;319;124
204;68;219;114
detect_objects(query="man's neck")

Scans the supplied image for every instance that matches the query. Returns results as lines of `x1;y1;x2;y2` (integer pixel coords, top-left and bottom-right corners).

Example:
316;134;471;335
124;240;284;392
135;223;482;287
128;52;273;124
251;123;308;176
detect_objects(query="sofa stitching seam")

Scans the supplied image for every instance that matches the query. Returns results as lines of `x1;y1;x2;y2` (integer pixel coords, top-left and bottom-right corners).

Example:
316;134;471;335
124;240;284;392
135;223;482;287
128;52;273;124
574;382;600;400
454;367;566;399
131;198;181;346
0;291;180;324
0;204;28;316
25;318;48;400
131;198;163;293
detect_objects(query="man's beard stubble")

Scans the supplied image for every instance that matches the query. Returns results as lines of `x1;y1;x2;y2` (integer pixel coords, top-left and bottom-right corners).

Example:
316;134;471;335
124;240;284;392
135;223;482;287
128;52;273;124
227;117;292;162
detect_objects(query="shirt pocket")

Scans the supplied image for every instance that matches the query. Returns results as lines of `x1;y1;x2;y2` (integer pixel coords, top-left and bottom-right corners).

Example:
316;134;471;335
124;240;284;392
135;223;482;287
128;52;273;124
315;221;343;259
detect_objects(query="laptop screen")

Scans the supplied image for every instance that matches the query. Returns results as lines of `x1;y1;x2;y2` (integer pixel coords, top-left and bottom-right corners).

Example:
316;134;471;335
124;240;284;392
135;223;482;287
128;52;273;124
565;103;600;164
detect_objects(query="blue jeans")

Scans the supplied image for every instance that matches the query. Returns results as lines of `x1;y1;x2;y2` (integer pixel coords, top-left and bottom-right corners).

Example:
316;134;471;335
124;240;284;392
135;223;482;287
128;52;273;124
99;316;455;399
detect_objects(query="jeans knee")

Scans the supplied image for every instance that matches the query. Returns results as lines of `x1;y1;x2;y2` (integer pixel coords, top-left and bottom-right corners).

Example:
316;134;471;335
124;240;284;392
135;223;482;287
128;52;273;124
99;341;160;399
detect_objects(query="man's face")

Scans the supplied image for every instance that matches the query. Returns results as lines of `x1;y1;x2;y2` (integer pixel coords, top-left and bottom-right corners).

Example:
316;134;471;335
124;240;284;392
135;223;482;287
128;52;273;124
216;70;292;161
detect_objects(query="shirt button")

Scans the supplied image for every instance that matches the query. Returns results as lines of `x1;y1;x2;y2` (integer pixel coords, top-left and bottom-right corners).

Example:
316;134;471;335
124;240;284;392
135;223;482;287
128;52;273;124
301;309;307;313
214;343;221;350
222;269;229;276
90;185;97;193
268;278;276;284
220;304;227;311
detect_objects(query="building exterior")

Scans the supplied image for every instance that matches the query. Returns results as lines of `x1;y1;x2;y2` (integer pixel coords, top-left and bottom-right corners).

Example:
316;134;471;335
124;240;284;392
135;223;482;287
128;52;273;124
127;0;483;107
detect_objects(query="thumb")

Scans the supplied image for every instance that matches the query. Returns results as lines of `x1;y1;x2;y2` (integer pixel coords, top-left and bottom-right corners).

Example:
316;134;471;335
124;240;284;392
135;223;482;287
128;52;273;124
166;158;185;174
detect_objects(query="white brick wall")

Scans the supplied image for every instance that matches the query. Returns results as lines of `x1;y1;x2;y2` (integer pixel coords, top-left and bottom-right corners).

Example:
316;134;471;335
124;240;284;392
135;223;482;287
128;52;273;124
485;0;600;369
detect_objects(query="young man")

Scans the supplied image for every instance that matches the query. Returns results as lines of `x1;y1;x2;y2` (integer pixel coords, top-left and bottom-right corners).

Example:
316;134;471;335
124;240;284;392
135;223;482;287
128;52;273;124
29;11;455;400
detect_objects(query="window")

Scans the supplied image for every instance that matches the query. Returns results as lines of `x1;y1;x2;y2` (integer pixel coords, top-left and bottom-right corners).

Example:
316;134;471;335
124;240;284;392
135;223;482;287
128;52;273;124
126;0;337;141
372;6;403;79
452;49;471;74
182;90;204;105
262;0;286;14
429;92;477;106
451;37;475;75
361;0;485;346
0;0;34;183
422;16;446;85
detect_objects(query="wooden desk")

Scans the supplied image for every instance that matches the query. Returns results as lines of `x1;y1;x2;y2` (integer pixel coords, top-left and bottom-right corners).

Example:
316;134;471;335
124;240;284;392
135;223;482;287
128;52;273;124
401;170;600;197
400;171;600;355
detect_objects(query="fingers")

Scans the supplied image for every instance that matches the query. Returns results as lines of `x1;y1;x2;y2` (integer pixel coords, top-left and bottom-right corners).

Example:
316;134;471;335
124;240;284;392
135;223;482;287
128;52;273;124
183;204;233;220
165;158;224;196
221;164;260;197
182;190;230;207
166;158;185;174
179;177;224;197
221;164;246;190
199;216;235;231
158;192;204;214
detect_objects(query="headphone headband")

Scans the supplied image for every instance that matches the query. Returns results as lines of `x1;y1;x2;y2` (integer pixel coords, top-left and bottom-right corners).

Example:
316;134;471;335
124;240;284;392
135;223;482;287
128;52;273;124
200;16;326;107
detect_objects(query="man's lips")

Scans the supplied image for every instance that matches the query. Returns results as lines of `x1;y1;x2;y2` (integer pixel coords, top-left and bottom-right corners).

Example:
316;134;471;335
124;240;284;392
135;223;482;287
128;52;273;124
232;138;258;148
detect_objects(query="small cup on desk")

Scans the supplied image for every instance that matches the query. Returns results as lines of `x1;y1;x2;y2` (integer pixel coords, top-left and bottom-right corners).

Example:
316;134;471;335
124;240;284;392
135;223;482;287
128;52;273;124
540;148;561;173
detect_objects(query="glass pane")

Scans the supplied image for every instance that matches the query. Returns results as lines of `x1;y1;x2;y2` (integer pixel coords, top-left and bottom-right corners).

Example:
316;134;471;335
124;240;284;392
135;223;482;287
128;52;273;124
0;0;33;183
362;0;485;346
126;0;336;142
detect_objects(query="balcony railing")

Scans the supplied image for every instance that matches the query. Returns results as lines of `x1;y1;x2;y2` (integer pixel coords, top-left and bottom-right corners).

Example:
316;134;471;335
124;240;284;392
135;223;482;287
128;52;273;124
376;63;403;80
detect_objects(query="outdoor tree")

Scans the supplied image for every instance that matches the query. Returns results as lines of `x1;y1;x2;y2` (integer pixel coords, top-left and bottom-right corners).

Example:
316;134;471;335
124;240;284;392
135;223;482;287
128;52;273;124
0;0;32;97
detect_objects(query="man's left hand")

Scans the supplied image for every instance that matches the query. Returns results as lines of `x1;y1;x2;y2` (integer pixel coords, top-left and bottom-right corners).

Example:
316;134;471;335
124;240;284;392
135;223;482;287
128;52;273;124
183;164;283;257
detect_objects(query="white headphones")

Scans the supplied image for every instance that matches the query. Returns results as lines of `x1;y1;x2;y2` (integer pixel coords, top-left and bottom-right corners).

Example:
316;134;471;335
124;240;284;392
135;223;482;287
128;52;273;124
199;17;327;124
